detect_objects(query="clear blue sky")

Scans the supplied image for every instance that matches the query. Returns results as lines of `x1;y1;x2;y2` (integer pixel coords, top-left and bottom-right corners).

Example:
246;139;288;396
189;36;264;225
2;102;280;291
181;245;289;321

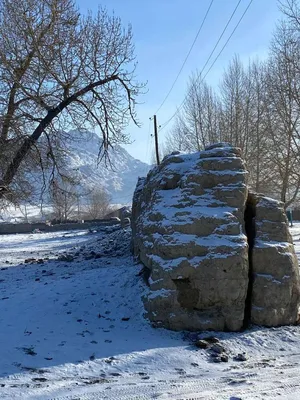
76;0;282;163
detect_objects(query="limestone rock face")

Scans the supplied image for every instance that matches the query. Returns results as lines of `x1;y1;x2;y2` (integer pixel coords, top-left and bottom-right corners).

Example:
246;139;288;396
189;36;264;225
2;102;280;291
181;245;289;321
251;194;300;326
132;143;300;331
132;143;249;331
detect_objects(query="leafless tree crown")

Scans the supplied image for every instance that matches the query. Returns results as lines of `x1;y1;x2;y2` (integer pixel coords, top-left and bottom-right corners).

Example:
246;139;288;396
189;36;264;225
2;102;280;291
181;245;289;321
164;0;300;207
0;0;143;203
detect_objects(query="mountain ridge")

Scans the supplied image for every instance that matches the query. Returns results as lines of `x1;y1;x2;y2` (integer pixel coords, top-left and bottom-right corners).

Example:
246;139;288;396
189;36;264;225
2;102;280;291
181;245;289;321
64;130;150;204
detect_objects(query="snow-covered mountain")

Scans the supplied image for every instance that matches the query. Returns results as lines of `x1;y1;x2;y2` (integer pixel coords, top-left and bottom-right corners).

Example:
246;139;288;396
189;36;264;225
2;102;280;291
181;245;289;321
64;130;150;204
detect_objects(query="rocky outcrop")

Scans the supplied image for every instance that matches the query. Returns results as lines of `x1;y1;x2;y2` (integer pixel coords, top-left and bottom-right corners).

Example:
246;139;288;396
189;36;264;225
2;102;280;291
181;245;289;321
132;143;249;331
250;194;300;326
132;143;300;331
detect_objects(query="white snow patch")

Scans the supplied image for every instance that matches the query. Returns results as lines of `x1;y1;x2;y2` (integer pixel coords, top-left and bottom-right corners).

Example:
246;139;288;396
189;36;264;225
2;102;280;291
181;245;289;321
0;223;300;399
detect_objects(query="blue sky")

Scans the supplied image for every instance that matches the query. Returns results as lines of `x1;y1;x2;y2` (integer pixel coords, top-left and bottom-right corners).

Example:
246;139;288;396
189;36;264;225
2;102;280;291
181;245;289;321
77;0;282;163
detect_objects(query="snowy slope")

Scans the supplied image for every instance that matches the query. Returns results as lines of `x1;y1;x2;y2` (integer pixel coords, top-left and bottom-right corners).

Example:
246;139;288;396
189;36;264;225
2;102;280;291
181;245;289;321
0;225;300;399
65;130;150;204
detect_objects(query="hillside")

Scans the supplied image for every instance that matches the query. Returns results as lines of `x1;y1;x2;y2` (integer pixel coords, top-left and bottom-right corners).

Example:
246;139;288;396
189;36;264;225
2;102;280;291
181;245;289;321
64;130;150;204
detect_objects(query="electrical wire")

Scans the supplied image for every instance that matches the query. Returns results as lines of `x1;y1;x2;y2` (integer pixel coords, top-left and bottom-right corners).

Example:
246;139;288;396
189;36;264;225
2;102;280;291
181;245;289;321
159;0;254;132
194;0;242;86
154;0;215;115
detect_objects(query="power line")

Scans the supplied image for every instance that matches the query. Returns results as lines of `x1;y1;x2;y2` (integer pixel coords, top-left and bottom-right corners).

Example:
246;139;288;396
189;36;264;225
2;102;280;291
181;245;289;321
195;0;242;85
154;0;214;115
159;0;254;132
202;0;254;81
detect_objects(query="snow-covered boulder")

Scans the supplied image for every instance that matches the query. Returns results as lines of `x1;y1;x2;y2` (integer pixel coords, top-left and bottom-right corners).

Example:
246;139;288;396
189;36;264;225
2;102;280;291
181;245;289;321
250;194;300;326
132;143;249;331
132;143;300;332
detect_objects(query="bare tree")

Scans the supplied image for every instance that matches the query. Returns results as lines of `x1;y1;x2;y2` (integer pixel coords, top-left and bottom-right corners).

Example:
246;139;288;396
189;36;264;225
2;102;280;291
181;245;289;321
265;18;300;205
244;61;269;192
164;0;300;206
0;0;143;204
50;178;78;221
218;56;250;150
164;74;221;155
86;188;111;219
164;114;190;154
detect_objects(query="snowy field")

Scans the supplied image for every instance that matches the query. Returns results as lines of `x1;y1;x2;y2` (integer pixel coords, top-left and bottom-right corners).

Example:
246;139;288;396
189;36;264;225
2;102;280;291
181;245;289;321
0;225;300;399
0;203;125;224
0;205;53;224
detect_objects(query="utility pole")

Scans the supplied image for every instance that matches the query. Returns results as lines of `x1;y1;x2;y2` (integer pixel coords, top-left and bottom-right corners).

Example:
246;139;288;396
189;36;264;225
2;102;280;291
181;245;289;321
153;115;160;165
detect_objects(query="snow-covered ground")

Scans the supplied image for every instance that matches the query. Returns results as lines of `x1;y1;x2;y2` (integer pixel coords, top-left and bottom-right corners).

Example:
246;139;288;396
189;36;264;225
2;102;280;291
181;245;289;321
0;224;300;399
0;203;126;224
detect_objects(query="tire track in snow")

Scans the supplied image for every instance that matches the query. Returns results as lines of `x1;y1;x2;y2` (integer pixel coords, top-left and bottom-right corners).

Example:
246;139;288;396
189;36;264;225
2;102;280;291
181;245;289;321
49;376;226;400
49;364;300;400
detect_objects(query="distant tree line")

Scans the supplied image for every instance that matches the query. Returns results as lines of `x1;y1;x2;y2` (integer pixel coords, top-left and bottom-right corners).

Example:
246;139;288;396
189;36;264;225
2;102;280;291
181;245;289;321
50;178;112;221
164;0;300;207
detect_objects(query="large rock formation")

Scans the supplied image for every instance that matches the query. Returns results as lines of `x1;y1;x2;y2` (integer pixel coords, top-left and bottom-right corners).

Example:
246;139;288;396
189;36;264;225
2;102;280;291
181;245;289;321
132;143;300;331
250;194;300;326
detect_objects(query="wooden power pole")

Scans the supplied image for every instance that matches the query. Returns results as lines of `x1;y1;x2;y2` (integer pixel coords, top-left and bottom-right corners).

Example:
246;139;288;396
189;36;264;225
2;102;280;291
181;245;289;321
153;115;160;165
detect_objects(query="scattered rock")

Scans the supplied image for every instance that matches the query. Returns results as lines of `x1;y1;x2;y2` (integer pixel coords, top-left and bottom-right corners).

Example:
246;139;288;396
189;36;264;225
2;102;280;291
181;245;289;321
211;343;226;354
58;254;74;262
202;336;220;344
195;340;210;349
220;354;229;362
234;353;247;362
25;258;36;264
83;378;109;385
211;356;222;363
